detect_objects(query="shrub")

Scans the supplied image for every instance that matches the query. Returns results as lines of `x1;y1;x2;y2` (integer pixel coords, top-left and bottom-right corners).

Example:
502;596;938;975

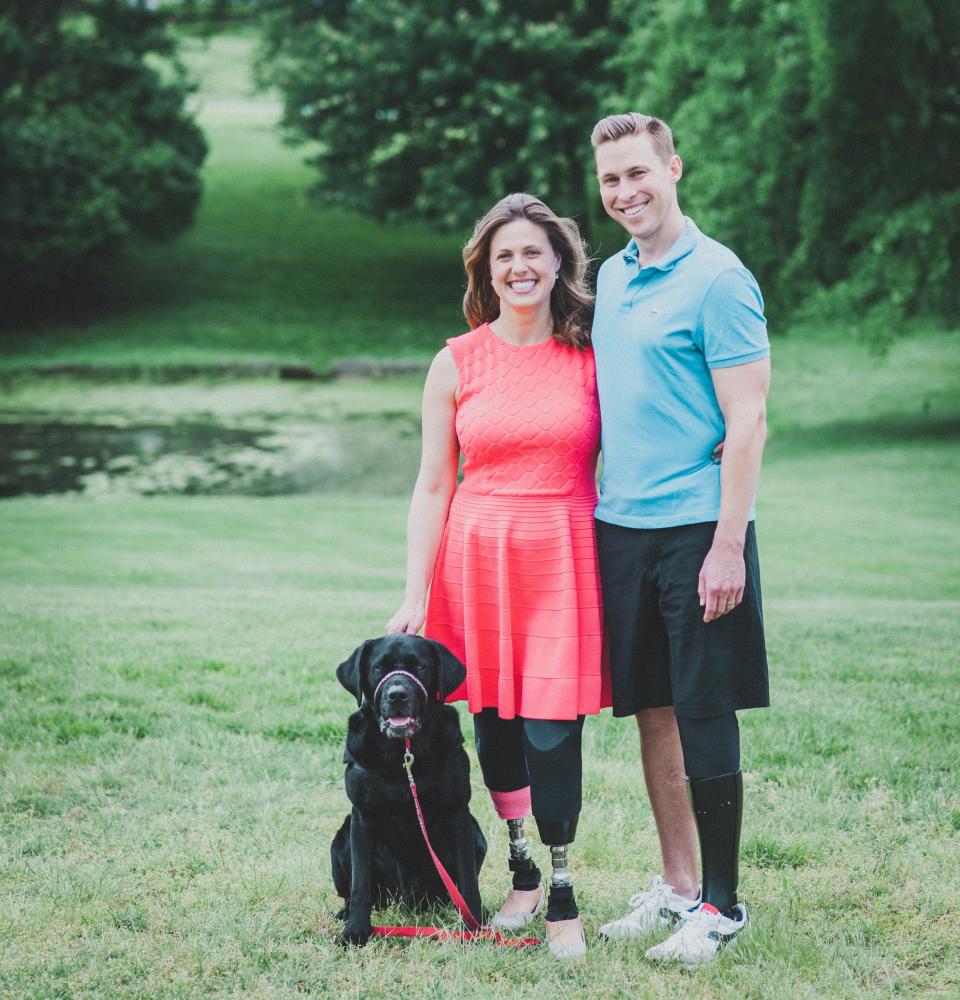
0;0;207;309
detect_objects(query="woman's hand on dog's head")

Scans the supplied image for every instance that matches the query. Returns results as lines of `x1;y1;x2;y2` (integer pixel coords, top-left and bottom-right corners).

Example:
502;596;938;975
386;597;426;636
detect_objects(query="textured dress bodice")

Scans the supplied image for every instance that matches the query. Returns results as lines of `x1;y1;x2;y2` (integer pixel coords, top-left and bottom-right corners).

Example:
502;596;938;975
453;323;600;496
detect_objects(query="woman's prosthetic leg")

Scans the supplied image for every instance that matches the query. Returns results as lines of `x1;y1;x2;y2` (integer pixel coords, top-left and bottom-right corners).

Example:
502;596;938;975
472;710;542;891
506;817;541;891
522;717;585;921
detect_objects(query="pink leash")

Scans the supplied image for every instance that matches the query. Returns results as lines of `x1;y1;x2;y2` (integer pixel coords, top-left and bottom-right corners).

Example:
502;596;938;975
370;738;541;948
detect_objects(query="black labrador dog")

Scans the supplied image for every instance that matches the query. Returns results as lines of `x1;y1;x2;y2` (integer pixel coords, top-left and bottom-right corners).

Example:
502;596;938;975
331;633;487;946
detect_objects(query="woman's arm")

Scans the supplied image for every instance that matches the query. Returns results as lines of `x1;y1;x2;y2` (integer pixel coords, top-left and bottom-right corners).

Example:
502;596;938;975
385;347;460;634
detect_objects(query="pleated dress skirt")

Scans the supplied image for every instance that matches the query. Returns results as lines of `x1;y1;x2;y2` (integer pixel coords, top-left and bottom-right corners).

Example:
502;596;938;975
425;488;608;720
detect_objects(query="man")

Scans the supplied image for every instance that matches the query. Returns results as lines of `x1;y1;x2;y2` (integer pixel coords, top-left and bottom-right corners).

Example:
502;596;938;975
589;112;770;968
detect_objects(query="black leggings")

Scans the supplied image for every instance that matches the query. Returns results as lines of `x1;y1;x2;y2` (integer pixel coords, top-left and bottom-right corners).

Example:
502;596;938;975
676;712;740;778
473;709;584;838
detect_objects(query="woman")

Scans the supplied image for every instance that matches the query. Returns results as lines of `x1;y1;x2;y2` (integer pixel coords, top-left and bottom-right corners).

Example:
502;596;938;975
386;193;608;959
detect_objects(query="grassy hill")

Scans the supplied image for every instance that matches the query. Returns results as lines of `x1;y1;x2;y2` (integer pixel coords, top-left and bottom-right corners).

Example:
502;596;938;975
0;30;465;373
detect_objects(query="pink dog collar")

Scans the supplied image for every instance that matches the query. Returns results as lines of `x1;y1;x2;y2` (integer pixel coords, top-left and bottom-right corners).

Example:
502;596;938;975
373;669;429;704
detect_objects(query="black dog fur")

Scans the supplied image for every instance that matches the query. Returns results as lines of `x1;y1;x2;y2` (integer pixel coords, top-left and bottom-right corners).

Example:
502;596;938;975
331;633;487;946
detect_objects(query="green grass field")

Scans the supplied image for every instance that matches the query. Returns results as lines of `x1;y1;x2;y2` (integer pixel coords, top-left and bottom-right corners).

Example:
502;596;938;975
2;24;959;1000
2;324;959;996
2;426;958;999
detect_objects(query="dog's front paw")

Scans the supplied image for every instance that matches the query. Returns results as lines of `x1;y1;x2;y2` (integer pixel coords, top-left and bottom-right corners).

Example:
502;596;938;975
337;921;372;948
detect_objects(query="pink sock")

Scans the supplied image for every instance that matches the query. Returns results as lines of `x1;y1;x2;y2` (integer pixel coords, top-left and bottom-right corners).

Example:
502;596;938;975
489;786;532;820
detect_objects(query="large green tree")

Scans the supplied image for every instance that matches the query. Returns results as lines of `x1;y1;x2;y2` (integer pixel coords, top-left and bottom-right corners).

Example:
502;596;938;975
257;0;627;232
0;0;207;306
620;0;960;328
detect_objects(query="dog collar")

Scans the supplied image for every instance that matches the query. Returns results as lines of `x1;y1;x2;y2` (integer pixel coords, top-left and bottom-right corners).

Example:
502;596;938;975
372;669;429;704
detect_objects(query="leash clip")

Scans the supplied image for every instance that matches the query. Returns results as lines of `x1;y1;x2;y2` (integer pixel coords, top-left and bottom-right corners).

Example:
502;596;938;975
403;740;415;785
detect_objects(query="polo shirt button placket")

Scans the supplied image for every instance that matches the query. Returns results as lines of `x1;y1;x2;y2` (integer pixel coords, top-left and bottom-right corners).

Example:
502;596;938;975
620;267;654;312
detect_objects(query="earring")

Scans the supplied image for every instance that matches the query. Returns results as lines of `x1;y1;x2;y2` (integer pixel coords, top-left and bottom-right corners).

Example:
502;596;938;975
555;270;560;279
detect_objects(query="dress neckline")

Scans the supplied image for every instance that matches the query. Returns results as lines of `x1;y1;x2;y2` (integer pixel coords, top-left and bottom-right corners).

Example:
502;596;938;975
483;322;555;351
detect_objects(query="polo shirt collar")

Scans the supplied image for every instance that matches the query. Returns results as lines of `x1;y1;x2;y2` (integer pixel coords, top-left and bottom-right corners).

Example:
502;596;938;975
621;217;699;271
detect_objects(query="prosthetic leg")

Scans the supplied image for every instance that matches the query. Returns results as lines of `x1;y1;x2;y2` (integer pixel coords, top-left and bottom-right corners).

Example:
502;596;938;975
642;717;747;967
487;816;544;930
507;818;542;891
473;711;544;930
688;769;743;914
473;711;586;952
525;720;587;959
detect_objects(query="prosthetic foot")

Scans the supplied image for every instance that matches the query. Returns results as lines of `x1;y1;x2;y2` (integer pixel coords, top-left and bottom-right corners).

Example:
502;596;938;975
543;834;585;960
490;818;543;930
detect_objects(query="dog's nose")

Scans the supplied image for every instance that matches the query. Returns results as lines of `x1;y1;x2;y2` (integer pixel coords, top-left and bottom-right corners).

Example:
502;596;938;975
386;684;408;704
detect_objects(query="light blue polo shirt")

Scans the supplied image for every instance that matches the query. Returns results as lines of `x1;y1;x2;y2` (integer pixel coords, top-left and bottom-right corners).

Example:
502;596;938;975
592;218;769;529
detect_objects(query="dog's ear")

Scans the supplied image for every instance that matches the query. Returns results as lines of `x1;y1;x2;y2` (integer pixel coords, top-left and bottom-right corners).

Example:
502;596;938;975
336;639;376;707
430;640;466;702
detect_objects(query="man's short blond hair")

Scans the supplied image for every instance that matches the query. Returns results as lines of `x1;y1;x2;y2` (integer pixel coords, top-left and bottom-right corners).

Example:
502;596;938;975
591;113;676;162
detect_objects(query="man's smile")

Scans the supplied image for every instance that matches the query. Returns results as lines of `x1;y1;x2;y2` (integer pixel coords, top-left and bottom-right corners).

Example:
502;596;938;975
621;200;650;217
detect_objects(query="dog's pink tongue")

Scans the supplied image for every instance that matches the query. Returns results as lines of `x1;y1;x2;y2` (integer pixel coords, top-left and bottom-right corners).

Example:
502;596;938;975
389;716;412;727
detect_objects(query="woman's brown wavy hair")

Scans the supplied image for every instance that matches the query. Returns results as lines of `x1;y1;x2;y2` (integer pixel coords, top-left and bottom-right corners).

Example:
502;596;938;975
462;193;593;349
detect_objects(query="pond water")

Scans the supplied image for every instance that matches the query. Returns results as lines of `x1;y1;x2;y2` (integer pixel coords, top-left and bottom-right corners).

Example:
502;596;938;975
0;413;421;498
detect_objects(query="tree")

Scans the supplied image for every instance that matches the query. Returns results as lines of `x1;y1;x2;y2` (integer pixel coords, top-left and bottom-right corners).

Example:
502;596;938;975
0;0;207;308
256;0;628;232
618;0;960;331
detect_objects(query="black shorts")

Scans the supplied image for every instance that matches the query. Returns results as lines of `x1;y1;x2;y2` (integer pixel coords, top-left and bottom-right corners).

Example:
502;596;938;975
595;519;769;719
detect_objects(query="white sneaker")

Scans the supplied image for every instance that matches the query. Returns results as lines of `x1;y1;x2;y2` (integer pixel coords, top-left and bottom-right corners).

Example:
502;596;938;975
644;902;747;969
598;875;700;940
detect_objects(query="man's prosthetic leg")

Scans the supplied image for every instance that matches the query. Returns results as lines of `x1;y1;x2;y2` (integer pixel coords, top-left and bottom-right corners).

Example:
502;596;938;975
677;713;743;915
688;770;743;913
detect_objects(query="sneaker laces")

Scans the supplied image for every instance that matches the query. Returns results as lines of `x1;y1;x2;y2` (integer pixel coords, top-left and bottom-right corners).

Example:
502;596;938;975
673;905;738;939
627;876;671;909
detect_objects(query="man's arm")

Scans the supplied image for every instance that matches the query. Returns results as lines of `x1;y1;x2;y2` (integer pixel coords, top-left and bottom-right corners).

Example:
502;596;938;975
698;357;770;622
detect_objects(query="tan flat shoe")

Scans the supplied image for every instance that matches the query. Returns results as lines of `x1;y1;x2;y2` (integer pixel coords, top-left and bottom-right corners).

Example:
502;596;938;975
489;886;544;931
546;915;586;960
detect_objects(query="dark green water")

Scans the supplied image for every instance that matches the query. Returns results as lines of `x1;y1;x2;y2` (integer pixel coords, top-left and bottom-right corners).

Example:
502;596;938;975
0;414;421;498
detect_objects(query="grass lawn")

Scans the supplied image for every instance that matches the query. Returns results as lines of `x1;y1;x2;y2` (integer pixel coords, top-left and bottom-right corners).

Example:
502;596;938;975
2;333;959;997
1;442;958;999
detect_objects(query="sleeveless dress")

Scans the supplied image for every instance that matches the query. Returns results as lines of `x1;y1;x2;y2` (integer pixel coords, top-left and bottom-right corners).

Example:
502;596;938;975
424;323;610;720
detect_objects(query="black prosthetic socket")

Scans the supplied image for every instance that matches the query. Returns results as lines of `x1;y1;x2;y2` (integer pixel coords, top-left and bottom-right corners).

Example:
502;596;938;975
521;717;584;834
509;856;542;891
688;769;743;914
546;883;579;922
534;816;578;846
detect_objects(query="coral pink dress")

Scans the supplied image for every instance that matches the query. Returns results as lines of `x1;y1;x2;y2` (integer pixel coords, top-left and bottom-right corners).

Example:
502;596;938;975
425;323;609;720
